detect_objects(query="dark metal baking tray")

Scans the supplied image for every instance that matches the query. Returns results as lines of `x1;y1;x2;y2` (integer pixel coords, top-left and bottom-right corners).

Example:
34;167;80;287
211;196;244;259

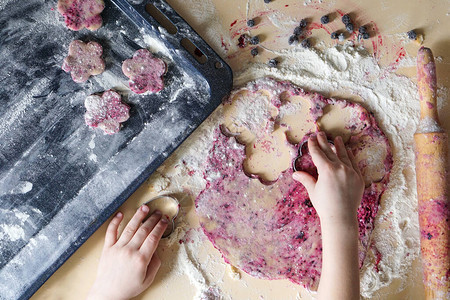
0;0;232;298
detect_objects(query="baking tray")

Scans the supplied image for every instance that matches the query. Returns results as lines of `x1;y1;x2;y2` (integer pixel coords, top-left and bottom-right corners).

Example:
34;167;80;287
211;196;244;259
0;0;232;299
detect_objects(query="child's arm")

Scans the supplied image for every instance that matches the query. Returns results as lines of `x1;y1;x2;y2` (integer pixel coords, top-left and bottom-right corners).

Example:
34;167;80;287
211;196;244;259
293;132;364;300
87;205;168;300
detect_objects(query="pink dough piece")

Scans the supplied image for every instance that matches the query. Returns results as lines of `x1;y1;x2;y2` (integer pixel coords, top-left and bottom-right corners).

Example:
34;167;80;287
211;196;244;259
122;49;166;94
195;78;393;290
62;40;105;83
57;0;105;31
84;90;130;135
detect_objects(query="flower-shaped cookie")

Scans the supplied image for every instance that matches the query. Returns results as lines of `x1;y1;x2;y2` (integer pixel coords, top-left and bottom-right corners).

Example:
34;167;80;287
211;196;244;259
122;49;166;94
62;40;105;83
84;90;130;135
57;0;105;31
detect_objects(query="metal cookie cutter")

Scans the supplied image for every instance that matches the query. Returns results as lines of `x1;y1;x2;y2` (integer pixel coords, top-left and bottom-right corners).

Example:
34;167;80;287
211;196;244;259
293;138;334;172
144;195;180;238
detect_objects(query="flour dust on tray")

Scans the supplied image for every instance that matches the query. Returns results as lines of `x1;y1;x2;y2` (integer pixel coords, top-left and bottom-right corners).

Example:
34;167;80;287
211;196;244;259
195;78;393;290
57;0;105;31
122;49;167;94
62;40;105;83
84;90;130;135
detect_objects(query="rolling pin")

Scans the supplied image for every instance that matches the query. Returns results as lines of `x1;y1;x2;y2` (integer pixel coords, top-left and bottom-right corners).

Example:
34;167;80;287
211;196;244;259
414;47;449;299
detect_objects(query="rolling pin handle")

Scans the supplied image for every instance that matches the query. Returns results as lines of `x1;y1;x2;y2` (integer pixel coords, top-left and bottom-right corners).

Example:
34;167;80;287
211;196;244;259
417;47;440;123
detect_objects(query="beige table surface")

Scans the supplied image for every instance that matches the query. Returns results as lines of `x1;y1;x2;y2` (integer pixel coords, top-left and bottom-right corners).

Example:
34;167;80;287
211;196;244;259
33;0;449;299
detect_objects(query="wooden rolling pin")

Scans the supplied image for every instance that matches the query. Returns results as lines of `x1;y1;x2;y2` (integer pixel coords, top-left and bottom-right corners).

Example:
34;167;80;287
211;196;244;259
414;47;449;300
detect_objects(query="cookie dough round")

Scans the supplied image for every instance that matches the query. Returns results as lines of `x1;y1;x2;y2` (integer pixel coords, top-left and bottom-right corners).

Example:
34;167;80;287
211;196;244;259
62;40;105;83
122;49;166;94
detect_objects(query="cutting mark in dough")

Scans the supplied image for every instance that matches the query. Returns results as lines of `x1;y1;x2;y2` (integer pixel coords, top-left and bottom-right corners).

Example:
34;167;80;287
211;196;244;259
317;103;355;143
278;91;316;144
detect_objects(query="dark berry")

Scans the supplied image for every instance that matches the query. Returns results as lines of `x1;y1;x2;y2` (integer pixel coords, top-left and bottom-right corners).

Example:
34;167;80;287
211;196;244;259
301;38;311;48
299;18;307;28
362;32;370;39
407;30;417;40
268;58;278;67
264;0;271;3
288;35;298;45
247;19;255;27
331;31;338;39
296;231;305;240
359;26;367;34
251;48;258;56
293;26;303;36
250;36;260;45
237;34;248;48
346;22;354;32
342;14;351;24
320;15;329;24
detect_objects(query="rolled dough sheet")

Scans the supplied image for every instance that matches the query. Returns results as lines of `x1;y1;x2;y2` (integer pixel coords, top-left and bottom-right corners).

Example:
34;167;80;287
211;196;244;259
195;78;393;290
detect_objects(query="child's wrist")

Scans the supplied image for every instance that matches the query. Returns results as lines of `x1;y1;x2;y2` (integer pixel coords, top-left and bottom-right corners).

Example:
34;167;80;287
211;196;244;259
319;215;359;233
87;283;127;300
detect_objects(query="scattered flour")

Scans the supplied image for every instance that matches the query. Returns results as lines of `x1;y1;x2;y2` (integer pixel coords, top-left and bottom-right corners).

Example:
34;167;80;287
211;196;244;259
88;134;96;149
0;224;25;241
9;181;33;195
88;153;98;163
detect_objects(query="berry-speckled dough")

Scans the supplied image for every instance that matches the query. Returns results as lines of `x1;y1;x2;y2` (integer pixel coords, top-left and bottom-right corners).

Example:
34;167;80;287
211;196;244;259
62;40;105;83
122;49;166;94
195;78;393;290
57;0;105;31
84;90;130;135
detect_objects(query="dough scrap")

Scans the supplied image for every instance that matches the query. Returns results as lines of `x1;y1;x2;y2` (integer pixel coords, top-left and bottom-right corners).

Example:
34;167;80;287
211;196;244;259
84;90;130;135
122;49;166;94
62;40;105;83
195;78;393;289
57;0;105;31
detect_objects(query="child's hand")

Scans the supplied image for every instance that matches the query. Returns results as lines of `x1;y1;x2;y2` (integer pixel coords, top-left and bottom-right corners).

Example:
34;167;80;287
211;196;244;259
293;132;364;300
293;132;365;225
87;205;168;300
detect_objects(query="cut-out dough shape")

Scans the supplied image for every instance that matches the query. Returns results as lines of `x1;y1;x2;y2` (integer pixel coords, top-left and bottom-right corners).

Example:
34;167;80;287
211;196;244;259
195;78;393;290
122;49;166;94
57;0;105;31
62;40;105;83
84;90;130;135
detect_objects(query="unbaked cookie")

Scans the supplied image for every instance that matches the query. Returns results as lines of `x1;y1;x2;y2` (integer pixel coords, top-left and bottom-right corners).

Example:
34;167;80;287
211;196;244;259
122;49;166;94
62;40;105;83
84;90;130;135
57;0;105;31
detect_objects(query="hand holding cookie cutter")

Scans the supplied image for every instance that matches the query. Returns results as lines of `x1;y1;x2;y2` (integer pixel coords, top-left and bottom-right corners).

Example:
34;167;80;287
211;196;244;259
144;195;179;238
293;135;387;186
292;137;334;172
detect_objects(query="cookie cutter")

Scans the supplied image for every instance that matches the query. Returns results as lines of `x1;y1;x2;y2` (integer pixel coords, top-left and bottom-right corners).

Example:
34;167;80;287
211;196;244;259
144;195;180;238
292;138;334;172
293;137;388;186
